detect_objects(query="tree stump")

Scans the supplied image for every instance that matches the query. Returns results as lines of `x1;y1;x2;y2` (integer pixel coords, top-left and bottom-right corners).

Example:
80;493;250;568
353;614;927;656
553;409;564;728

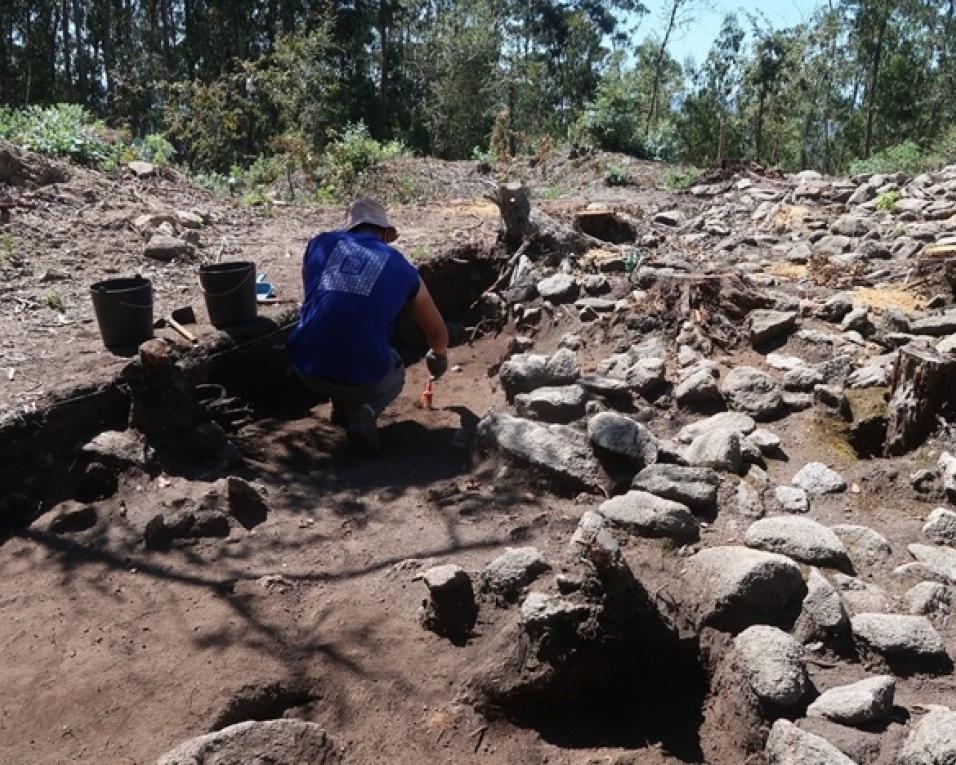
488;183;604;258
637;272;773;348
884;347;956;455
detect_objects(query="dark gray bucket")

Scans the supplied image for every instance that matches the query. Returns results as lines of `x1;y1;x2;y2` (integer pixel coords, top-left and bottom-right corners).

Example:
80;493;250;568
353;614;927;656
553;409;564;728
90;276;154;349
198;261;257;328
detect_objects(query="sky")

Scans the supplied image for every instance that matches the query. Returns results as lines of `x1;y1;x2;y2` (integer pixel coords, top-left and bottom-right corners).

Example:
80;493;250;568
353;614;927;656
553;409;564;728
630;0;823;66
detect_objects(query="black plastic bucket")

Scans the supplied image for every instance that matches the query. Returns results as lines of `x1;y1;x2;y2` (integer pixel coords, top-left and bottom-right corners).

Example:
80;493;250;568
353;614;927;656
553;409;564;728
198;261;257;328
90;276;154;349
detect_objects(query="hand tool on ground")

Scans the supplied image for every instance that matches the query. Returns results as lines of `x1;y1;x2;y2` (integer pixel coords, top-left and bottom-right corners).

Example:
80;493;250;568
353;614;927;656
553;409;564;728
416;377;434;410
168;305;198;344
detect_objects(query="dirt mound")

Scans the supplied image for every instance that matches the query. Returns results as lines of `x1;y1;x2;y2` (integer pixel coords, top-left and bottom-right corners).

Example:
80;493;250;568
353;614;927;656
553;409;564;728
0;139;70;187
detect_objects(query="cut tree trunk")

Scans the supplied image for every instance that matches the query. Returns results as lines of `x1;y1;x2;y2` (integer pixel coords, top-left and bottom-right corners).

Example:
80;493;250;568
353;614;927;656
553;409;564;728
884;347;956;456
487;183;605;258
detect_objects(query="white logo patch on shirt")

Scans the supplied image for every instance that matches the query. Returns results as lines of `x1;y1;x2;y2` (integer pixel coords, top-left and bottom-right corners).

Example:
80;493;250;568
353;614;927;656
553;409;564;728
319;239;388;296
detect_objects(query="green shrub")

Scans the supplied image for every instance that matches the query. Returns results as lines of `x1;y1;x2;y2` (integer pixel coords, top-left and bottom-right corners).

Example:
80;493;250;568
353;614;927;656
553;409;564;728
875;190;899;212
849;141;924;176
317;121;409;200
924;126;956;171
1;104;110;166
660;165;703;191
604;164;631;187
0;104;176;169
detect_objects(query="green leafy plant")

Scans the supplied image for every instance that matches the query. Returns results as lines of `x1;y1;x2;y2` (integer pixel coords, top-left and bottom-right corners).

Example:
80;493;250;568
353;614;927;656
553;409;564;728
660;166;703;191
44;290;65;312
849;141;924;176
604;164;631;187
537;184;568;199
316;121;409;201
875;190;900;212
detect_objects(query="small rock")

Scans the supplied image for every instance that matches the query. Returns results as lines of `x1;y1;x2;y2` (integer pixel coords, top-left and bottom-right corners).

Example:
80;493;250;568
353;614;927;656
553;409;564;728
797;568;849;642
749;310;798;346
483;547;550;600
674;368;722;406
677;412;757;444
520;591;592;631
765;719;856;765
33;501;97;534
598;491;698;540
625;357;665;393
775;485;810;513
734;625;808;707
940;452;956;500
545;348;580;384
904;582;956;617
81;429;151;468
792;462;847;494
831;524;892;568
834;574;895;614
745;516;851;570
587;411;658;465
144;233;190;262
420;564;478;643
721;366;784;420
631;464;720;512
747;428;781;455
736;480;765;518
499;353;548;398
514;385;587;423
537;273;579;303
684;428;742;473
806;675;895;726
924;507;956;544
225;476;269;530
569;510;619;556
175;210;204;229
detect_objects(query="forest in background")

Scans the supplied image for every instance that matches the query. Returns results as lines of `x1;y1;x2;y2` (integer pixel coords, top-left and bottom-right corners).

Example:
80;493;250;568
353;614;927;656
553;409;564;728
1;0;955;190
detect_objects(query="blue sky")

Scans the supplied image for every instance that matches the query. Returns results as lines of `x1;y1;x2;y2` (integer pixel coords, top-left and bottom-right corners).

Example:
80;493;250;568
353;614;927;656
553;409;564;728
628;0;823;66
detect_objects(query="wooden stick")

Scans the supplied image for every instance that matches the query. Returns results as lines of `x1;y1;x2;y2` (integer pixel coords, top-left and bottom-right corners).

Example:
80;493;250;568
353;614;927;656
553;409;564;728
168;317;198;344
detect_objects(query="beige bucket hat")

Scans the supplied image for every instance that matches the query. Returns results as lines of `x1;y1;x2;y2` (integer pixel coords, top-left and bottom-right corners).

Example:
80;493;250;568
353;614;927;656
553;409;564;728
344;197;398;243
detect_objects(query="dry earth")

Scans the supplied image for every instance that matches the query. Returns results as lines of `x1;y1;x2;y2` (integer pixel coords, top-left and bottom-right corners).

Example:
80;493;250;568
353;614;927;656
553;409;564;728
3;146;956;765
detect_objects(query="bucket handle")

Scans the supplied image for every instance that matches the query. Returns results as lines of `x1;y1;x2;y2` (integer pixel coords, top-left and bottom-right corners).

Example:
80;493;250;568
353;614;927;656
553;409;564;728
199;266;255;298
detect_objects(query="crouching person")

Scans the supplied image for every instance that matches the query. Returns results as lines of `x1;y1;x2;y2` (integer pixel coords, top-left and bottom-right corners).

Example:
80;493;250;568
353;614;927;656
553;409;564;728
287;197;449;453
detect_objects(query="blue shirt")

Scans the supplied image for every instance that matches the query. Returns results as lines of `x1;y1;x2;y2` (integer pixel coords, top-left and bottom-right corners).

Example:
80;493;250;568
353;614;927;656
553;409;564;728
287;231;420;385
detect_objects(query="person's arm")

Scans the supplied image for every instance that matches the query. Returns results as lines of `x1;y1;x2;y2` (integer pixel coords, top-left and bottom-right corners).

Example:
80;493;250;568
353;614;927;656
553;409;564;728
410;277;448;355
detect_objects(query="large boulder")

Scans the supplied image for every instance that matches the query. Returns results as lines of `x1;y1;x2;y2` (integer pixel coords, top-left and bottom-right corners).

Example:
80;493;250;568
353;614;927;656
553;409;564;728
598;491;699;540
677;412;756;444
745;516;851;570
806;675;895;726
499;353;548;398
537;273;579;303
720;366;784;420
850;613;948;663
514;385;587;423
684;546;806;631
478;413;606;491
764;719;856;765
631;464;720;512
733;625;809;707
156;720;339;765
898;708;956;765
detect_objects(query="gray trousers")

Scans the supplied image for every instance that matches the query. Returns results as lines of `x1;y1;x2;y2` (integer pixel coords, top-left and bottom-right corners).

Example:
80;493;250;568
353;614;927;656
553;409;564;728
297;350;406;418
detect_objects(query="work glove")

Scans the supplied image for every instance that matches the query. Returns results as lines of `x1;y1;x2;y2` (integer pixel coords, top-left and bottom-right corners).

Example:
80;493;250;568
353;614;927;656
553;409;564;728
426;349;448;380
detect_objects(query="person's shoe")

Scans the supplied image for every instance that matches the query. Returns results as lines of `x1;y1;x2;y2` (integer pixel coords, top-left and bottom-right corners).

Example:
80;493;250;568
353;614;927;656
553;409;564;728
346;404;381;453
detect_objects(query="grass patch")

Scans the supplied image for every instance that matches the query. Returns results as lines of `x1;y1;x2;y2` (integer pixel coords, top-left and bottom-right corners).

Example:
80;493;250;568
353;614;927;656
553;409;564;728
852;286;924;313
0;233;15;264
537;184;568;200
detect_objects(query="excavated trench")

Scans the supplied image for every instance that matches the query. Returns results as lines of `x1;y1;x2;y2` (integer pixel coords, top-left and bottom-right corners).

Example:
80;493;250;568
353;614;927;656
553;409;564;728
0;243;771;763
